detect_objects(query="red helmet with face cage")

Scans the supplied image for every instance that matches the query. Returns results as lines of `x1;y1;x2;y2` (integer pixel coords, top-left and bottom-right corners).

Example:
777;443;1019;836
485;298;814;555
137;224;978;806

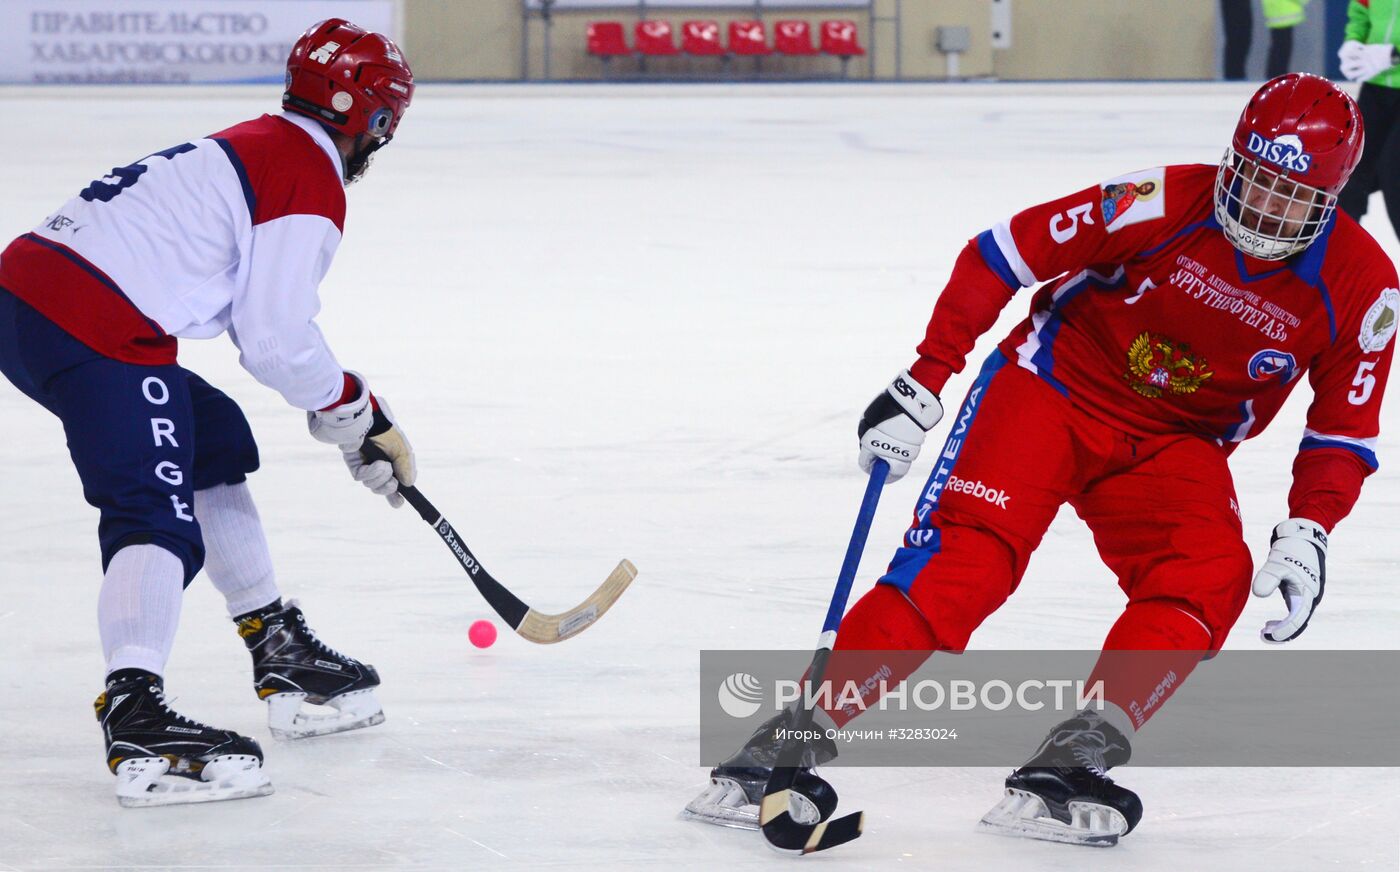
283;18;414;142
1214;73;1364;260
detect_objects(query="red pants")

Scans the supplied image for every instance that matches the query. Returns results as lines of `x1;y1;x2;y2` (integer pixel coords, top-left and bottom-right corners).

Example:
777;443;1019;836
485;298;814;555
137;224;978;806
825;352;1253;729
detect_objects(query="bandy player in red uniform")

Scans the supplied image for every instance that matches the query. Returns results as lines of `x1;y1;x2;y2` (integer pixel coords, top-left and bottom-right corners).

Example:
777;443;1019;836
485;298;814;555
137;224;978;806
689;74;1398;846
0;21;415;805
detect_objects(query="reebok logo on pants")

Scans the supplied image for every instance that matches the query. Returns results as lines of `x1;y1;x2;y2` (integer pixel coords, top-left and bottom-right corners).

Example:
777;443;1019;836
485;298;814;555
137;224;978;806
945;475;1010;509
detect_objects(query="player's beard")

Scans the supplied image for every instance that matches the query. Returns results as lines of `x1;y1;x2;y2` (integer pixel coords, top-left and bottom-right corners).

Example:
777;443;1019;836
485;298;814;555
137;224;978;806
345;135;389;184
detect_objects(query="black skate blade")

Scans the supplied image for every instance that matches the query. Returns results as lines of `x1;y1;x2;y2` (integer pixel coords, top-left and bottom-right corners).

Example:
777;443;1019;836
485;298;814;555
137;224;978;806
760;792;864;855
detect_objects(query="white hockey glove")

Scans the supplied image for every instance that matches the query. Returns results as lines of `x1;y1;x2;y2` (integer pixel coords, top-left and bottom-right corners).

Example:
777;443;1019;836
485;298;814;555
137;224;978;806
857;370;943;484
1340;41;1396;81
308;372;417;508
1251;518;1327;644
1338;39;1366;65
308;371;376;446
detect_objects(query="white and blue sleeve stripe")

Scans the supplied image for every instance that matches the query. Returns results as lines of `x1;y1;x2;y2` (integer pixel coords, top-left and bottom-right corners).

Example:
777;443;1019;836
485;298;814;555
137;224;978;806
975;221;1037;289
1299;428;1379;469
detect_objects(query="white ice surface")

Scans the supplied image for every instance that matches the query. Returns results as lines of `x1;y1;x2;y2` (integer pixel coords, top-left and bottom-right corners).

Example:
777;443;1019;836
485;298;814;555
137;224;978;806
0;83;1395;870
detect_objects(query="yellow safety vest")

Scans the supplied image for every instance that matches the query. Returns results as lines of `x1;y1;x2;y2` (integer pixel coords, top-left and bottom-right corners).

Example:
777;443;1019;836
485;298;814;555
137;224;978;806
1263;0;1309;29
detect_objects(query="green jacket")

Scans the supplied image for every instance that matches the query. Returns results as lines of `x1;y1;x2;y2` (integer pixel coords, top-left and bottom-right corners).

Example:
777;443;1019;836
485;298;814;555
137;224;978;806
1264;0;1308;29
1347;0;1400;88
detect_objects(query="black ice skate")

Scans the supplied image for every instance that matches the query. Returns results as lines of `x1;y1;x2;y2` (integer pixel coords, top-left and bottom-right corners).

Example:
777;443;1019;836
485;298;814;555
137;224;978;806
979;710;1143;847
237;599;384;739
95;669;272;808
683;711;839;831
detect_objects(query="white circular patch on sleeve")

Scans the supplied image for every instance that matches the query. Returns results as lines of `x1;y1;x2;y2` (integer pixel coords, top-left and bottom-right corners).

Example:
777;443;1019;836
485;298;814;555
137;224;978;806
332;91;354;112
1359;288;1399;353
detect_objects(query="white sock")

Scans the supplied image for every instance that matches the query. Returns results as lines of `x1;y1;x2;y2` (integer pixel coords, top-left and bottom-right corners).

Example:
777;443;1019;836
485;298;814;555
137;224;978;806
99;544;185;678
195;481;282;618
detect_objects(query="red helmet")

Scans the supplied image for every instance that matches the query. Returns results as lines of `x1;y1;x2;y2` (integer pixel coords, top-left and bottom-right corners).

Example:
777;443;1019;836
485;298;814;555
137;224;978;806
1214;73;1364;260
283;18;414;142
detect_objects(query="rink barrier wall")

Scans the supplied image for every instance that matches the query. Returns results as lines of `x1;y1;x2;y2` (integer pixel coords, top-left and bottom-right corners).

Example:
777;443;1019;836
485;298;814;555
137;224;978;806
400;0;1218;82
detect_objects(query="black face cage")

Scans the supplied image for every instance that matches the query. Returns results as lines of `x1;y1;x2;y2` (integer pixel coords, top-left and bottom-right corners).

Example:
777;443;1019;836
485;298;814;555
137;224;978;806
1213;148;1336;261
345;134;390;184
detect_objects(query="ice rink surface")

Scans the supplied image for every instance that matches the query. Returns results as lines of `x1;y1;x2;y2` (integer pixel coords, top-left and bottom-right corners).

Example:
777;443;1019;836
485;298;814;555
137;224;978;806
0;82;1396;870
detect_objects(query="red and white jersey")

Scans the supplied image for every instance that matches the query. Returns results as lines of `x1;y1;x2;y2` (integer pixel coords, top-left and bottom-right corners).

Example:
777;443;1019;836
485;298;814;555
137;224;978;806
910;164;1399;530
0;111;347;411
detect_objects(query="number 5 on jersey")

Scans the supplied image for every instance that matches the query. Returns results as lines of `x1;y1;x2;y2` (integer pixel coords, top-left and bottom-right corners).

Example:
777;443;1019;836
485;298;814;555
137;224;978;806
1347;360;1377;406
1049;202;1096;244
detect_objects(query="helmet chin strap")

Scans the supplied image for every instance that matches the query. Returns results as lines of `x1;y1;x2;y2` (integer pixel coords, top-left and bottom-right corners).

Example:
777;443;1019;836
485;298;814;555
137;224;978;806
345;133;391;184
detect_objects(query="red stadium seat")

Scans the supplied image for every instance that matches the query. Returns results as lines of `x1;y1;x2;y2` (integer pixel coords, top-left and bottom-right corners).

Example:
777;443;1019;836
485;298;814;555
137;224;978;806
728;20;771;56
634;20;679;56
586;22;630;58
820;19;865;77
681;20;726;56
773;20;818;56
819;20;866;58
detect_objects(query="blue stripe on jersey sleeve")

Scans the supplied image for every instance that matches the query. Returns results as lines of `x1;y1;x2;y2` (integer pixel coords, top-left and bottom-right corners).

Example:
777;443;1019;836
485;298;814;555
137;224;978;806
1299;435;1378;470
212;138;257;221
976;229;1023;290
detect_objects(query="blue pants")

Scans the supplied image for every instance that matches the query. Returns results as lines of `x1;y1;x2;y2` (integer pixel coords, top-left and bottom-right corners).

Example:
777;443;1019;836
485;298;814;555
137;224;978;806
0;287;259;584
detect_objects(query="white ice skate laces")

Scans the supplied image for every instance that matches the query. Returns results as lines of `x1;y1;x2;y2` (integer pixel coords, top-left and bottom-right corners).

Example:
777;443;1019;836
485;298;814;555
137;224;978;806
285;599;353;661
151;686;214;728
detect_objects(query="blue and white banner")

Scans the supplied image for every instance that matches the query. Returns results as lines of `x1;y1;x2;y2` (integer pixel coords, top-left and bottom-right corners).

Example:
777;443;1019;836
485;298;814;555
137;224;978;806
0;0;397;84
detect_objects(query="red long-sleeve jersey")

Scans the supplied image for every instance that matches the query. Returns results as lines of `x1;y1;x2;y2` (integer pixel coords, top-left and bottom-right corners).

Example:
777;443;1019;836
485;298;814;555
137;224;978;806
909;164;1398;531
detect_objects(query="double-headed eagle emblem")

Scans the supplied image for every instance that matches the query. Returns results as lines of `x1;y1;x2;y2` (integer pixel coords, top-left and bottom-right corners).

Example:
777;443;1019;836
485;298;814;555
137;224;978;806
1124;332;1214;398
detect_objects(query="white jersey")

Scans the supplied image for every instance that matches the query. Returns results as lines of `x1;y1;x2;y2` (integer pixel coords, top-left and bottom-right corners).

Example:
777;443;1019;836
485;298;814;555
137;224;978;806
0;111;348;411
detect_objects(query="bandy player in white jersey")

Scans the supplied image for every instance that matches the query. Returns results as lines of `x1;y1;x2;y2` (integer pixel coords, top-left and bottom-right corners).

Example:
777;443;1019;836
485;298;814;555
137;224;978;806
0;20;416;806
